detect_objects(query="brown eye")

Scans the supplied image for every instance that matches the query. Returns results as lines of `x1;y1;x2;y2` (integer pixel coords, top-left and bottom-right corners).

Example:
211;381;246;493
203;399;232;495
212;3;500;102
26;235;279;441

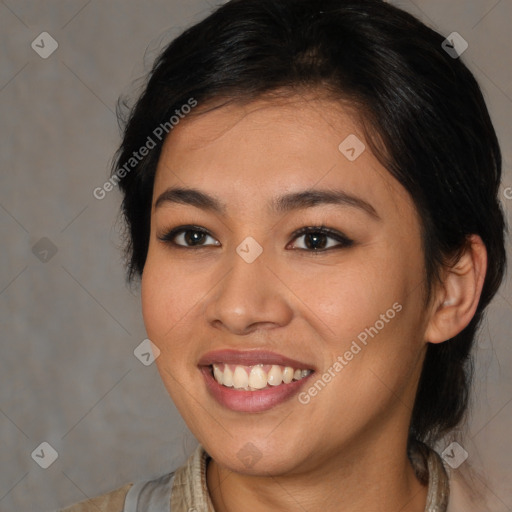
289;226;354;252
158;226;220;248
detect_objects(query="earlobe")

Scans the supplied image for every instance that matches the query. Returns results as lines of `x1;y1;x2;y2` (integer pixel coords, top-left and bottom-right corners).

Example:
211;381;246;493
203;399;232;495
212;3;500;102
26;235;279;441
424;234;487;344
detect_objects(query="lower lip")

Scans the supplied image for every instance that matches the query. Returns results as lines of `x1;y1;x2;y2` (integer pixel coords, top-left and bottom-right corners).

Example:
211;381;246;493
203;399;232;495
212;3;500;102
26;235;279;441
200;366;314;413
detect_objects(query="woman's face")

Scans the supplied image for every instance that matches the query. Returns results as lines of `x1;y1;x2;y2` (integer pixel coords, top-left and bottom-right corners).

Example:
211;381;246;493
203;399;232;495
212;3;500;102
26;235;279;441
141;95;435;476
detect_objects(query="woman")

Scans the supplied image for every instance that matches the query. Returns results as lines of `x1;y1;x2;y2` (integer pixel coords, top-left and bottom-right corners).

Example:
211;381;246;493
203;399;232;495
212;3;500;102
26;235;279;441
62;0;507;510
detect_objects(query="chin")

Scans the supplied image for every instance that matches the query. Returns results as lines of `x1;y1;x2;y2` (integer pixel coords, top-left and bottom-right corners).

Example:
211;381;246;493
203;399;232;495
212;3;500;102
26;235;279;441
202;434;314;477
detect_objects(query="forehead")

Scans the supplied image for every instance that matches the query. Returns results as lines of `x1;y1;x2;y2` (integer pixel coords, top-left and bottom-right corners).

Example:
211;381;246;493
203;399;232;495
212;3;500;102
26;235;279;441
153;96;415;222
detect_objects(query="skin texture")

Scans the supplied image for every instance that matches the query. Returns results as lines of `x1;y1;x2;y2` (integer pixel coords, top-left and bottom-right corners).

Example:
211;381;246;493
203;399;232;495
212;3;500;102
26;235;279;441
141;94;487;512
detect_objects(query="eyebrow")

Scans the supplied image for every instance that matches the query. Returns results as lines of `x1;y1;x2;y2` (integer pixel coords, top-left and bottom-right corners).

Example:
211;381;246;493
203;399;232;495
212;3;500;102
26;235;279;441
154;186;380;220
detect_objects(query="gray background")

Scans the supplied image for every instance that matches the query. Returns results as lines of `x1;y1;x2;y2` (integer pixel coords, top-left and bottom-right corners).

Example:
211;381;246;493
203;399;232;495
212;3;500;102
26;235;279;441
0;1;510;511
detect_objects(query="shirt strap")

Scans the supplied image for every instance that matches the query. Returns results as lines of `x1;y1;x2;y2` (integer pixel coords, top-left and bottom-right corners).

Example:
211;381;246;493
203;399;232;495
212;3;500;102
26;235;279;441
123;472;175;512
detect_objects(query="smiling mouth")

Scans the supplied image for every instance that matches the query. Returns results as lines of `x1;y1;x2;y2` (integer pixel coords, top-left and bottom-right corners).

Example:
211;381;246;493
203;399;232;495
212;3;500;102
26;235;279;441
209;363;313;391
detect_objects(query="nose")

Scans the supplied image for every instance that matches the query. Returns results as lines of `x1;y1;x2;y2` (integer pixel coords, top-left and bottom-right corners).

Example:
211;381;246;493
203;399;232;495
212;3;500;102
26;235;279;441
204;246;294;336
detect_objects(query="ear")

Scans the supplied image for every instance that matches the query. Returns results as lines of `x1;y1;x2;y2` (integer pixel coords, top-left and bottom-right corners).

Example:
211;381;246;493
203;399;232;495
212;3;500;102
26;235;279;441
424;234;487;344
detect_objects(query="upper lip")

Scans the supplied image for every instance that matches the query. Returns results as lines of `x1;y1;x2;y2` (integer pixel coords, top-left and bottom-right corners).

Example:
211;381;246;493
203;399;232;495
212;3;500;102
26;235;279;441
198;349;315;370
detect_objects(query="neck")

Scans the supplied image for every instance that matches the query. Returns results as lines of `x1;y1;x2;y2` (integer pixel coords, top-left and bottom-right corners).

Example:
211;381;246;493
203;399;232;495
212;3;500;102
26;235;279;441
206;436;429;512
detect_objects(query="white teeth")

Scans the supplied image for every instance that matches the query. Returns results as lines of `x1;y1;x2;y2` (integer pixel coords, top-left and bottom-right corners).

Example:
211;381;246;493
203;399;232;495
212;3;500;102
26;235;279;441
213;364;224;385
233;366;249;389
211;363;312;390
282;366;294;384
223;365;233;387
267;365;282;386
248;365;268;389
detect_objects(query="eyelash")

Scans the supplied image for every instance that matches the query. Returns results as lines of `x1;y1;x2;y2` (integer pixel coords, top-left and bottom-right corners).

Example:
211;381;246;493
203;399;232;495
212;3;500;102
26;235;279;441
157;224;354;253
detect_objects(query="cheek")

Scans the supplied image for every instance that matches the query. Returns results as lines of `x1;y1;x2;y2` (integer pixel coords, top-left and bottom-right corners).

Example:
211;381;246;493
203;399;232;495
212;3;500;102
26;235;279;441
140;263;163;336
141;260;195;399
141;254;182;343
141;252;207;362
317;247;425;379
308;248;410;341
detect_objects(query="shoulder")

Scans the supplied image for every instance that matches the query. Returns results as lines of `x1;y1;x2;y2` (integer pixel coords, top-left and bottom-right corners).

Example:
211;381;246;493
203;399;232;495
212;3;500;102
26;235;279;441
59;482;133;512
59;444;208;512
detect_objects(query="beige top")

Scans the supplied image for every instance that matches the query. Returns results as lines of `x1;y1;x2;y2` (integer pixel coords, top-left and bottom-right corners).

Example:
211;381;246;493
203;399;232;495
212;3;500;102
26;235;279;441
60;443;460;512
